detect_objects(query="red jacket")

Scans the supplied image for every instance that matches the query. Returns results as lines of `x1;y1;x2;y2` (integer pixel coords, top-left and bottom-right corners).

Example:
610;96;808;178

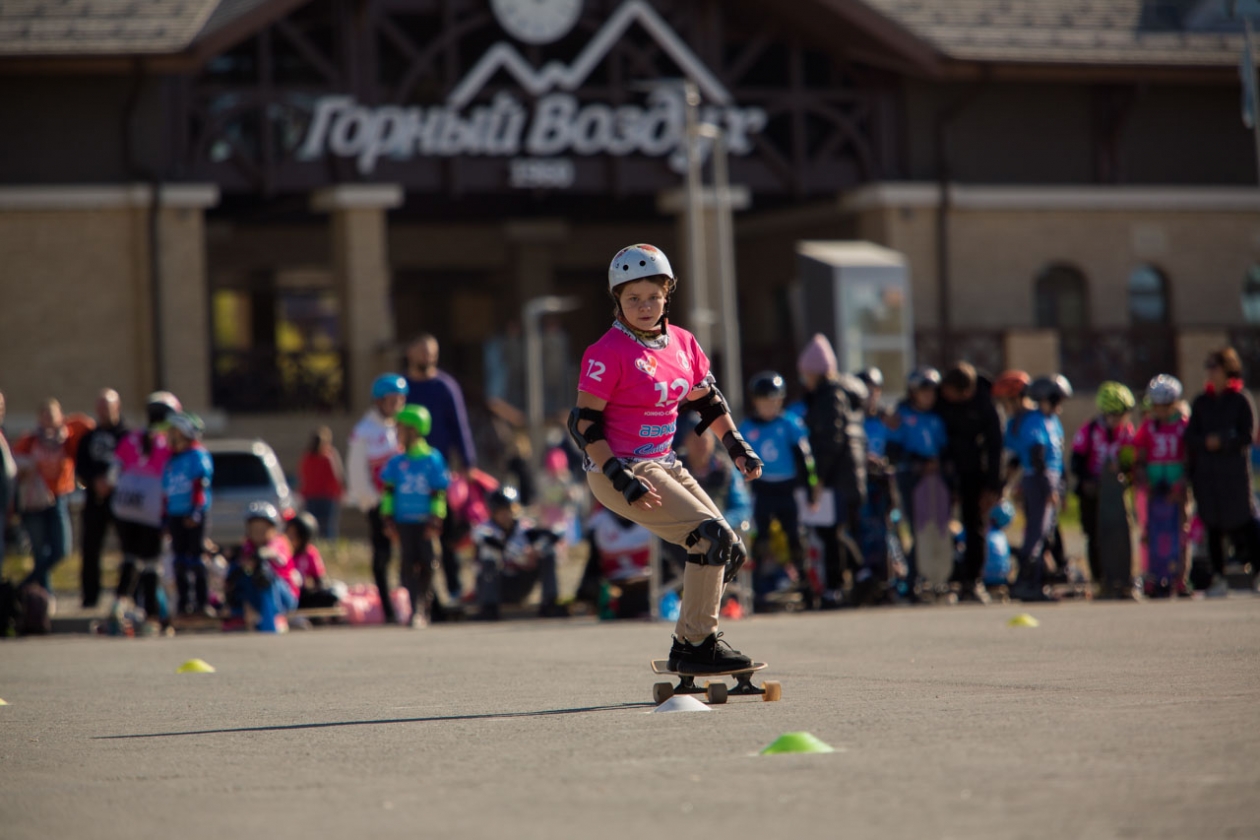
299;449;344;501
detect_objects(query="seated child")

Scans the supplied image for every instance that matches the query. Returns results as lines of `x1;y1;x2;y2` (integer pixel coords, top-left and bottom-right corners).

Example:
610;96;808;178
287;511;340;610
473;486;566;621
586;502;653;618
225;501;299;632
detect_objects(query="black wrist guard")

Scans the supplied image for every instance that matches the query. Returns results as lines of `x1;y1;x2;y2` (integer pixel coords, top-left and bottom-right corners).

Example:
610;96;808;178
722;431;762;472
602;458;649;504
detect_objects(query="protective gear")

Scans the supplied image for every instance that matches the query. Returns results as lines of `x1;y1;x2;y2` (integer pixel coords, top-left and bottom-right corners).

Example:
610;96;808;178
990;499;1015;529
679;383;730;436
145;391;182;427
1147;374;1183;406
722;430;763;473
602;458;649;504
1096;381;1136;415
395;404;432;436
608;243;675;291
167;411;203;440
857;367;884;390
245;500;281;526
567;407;605;450
289;511;319;543
907;366;942;391
684;518;738;568
748;371;787;400
371;373;408;401
487;486;521;513
1029;374;1072;404
724;541;749;583
993;370;1031;399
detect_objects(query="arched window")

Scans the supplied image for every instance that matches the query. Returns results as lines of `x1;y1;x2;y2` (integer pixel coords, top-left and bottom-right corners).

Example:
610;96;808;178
1128;265;1169;324
1243;264;1260;325
1035;263;1089;330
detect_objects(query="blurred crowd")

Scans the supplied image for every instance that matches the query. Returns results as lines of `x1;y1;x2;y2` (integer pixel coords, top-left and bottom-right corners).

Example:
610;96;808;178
3;332;1257;636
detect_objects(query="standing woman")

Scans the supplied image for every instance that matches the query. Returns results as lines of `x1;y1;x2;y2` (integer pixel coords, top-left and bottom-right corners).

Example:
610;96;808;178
11;398;93;593
571;244;763;673
299;426;345;539
797;334;868;606
1186;347;1260;596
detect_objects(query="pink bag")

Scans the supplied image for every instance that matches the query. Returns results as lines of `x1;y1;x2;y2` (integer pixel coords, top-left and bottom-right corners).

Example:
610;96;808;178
340;584;412;625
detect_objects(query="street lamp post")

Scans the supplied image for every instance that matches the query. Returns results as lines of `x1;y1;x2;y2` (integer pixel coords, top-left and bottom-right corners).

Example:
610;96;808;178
523;295;581;468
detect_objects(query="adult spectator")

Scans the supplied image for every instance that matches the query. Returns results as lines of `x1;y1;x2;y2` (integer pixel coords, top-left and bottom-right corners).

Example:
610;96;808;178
1187;347;1260;596
12;398;93;593
797;334;867;606
75;389;126;608
404;334;478;603
0;391;15;562
299;426;345;539
937;362;1004;603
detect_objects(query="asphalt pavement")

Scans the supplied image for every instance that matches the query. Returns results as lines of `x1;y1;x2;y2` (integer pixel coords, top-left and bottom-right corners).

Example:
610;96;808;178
2;597;1258;840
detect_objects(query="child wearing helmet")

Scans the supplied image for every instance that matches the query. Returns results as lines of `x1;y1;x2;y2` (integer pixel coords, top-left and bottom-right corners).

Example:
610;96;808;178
888;367;948;599
472;486;566;621
1008;374;1072;602
1070;382;1137;593
163;412;215;617
346;373;408;622
380;404;450;628
571;244;764;674
225;501;299;632
736;371;816;603
1133;375;1189;596
110;391;181;626
286;511;340;610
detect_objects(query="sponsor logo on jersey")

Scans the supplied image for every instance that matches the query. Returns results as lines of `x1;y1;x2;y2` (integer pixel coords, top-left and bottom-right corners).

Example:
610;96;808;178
676;351;691;372
635;356;658;377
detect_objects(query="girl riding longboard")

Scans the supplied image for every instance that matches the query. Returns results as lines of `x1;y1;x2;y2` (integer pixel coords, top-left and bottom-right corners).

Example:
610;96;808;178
570;244;763;674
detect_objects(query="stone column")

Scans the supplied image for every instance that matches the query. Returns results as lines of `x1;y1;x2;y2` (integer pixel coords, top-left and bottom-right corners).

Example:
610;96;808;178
156;185;220;414
311;185;403;412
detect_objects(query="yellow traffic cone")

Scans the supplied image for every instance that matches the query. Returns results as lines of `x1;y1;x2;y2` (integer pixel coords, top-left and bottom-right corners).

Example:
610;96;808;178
176;658;216;673
760;732;836;755
1007;613;1040;628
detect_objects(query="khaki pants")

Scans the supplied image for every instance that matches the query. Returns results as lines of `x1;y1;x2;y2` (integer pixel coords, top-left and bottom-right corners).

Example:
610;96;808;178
587;458;728;643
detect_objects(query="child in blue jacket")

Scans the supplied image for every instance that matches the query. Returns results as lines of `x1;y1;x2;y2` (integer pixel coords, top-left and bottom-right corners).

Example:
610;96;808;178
163;412;214;616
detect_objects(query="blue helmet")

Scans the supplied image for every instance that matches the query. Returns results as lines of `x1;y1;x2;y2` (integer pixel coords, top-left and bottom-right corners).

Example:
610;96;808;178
371;373;408;400
989;499;1015;529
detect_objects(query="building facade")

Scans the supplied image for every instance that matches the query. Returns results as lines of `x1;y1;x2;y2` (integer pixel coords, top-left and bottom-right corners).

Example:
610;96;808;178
2;0;1258;461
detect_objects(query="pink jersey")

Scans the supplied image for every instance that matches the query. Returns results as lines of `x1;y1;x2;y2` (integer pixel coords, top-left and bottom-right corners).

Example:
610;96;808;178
578;324;711;461
244;536;301;597
292;544;327;585
1133;416;1188;465
1071;417;1134;478
115;429;171;477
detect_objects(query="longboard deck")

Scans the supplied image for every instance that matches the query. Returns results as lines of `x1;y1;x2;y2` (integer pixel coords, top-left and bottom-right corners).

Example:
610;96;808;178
1097;469;1133;592
1145;493;1183;585
651;660;768;677
913;474;954;586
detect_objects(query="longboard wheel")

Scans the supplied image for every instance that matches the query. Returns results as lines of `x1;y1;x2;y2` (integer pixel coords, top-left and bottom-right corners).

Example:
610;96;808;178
652;682;674;704
762;680;782;702
705;681;728;705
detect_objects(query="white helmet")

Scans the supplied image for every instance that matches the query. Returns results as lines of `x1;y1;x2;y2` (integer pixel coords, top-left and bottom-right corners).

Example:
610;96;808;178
1147;374;1183;406
608;244;674;292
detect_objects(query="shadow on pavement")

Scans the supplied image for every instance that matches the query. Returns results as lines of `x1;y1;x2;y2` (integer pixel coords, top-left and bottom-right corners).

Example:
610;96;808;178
93;702;655;740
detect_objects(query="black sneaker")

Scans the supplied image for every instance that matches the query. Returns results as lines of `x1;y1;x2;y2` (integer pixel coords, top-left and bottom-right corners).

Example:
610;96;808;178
667;636;688;671
673;632;753;674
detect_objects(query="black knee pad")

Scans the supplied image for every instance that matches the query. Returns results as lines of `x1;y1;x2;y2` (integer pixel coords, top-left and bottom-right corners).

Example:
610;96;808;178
724;541;748;583
684;518;737;567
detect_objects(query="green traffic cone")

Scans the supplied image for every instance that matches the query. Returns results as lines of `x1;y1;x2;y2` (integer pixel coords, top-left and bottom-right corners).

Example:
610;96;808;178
760;732;836;755
176;658;216;674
